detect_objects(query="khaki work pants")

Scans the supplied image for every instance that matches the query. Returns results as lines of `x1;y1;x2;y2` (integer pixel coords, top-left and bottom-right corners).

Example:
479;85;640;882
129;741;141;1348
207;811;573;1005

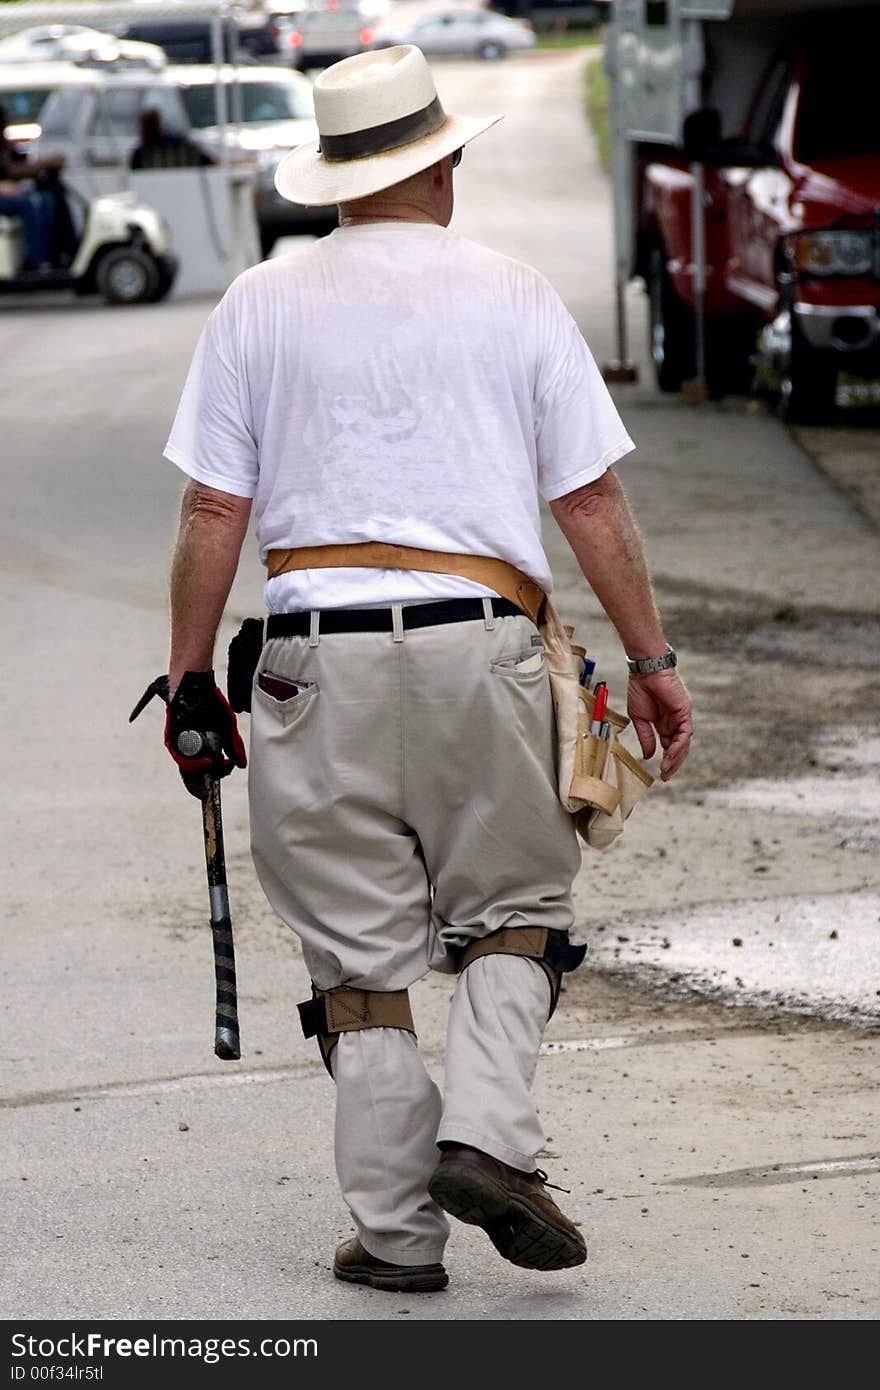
249;601;581;1265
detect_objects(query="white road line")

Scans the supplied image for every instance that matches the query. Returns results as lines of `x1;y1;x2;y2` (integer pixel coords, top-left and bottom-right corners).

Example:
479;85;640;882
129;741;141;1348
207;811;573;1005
1;1066;310;1111
771;1156;880;1177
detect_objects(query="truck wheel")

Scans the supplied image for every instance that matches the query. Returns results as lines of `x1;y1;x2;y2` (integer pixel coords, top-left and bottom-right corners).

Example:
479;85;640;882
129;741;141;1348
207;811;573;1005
96;246;160;305
705;317;757;398
648;249;694;392
781;324;838;424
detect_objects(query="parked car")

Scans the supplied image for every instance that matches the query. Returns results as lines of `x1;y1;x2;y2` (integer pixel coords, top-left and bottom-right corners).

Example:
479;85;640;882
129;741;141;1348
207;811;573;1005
370;6;535;60
33;66;331;255
173;67;333;252
0;25;166;71
608;0;880;422
0;61;94;144
115;13;288;65
279;7;375;70
488;1;609;33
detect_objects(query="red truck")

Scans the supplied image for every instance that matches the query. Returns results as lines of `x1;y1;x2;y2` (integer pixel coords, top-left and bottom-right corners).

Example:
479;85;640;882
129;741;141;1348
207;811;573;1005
606;1;878;422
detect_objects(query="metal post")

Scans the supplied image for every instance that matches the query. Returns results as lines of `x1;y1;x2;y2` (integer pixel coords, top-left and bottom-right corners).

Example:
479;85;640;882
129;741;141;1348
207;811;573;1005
616;279;630;372
688;158;708;396
210;8;230;174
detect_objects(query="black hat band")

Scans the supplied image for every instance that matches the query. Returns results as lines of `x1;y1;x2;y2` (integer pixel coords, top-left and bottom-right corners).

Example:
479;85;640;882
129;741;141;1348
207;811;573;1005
319;95;447;162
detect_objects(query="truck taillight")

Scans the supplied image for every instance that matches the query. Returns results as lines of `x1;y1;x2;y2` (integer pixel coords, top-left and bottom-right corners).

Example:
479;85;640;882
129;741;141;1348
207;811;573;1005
360;28;373;45
288;29;302;48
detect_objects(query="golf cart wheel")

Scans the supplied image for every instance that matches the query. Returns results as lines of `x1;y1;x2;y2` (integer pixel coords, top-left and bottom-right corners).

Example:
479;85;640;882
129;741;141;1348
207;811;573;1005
477;41;505;60
648;247;694;393
96;246;160;305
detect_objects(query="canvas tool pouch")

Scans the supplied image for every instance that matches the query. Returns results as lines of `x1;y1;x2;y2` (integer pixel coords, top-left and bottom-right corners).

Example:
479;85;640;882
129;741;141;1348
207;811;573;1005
263;543;653;848
544;600;653;849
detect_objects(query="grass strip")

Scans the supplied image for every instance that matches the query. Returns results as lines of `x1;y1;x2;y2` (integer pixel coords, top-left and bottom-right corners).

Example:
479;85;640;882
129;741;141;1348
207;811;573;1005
585;49;610;172
533;31;604;50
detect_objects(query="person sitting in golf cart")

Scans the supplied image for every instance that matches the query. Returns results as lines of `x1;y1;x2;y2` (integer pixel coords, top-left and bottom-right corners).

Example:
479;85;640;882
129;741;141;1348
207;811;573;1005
0;104;65;272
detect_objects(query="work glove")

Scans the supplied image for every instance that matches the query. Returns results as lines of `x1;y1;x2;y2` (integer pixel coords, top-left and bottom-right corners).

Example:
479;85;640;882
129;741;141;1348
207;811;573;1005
129;670;247;799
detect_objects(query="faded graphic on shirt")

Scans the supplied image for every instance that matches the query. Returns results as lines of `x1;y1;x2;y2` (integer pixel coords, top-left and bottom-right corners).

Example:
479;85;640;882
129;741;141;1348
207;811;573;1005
301;302;457;470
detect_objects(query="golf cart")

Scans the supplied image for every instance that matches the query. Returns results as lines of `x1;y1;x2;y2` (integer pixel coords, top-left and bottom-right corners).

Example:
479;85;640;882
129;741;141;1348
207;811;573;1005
0;172;178;304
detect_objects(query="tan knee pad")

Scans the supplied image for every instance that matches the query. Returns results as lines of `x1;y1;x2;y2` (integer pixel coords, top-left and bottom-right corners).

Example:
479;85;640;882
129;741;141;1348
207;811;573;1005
297;985;416;1077
458;927;586;1018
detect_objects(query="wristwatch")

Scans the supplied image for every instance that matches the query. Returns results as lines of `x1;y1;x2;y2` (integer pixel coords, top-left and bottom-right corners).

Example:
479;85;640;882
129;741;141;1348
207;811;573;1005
625;644;677;676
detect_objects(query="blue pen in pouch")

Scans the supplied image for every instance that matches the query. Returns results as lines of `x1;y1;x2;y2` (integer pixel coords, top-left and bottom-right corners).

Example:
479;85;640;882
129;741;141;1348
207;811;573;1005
579;657;596;688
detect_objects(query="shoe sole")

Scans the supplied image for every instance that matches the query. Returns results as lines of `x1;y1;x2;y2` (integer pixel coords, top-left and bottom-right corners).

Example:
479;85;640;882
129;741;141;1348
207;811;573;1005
333;1263;449;1293
428;1162;587;1271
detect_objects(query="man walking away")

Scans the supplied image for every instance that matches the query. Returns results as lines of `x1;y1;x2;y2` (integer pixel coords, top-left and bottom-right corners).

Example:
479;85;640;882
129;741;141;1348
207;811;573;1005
156;45;693;1294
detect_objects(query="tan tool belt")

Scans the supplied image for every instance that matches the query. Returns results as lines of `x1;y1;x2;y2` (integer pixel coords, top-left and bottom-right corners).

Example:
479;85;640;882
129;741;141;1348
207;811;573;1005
266;542;547;625
266;541;653;851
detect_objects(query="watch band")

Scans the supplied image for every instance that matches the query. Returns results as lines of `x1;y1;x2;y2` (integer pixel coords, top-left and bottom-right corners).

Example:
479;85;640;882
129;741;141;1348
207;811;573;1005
626;644;677;676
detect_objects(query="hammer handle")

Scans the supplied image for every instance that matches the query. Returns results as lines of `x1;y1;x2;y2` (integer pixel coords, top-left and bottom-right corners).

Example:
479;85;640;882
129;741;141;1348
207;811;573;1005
201;775;241;1061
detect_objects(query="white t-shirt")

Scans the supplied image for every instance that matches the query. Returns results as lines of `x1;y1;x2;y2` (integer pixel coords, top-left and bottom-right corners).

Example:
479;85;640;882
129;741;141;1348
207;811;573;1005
164;222;634;611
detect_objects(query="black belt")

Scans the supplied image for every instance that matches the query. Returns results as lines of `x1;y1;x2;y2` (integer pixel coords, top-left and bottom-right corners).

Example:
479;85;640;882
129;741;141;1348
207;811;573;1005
265;597;522;638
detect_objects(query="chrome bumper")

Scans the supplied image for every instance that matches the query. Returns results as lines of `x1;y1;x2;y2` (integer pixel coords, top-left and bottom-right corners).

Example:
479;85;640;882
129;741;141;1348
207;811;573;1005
794;303;880;353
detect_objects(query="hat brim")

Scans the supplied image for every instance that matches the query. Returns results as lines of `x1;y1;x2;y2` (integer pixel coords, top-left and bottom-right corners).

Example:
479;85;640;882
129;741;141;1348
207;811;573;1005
274;111;502;207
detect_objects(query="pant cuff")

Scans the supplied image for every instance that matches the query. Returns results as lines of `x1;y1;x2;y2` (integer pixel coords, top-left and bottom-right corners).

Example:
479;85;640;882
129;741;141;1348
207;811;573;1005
356;1226;448;1267
436;1123;537;1173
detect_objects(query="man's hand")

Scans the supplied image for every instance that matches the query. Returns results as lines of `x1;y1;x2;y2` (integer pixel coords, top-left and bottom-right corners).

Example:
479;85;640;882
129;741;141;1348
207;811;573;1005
129;669;248;799
626;669;692;781
165;670;247;798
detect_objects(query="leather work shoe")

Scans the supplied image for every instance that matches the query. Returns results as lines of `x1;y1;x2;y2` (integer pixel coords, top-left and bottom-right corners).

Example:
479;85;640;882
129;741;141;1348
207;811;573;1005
428;1145;587;1271
333;1237;449;1293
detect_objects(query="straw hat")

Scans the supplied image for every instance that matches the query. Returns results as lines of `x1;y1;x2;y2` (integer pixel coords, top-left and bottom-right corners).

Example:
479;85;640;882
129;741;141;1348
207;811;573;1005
274;45;502;207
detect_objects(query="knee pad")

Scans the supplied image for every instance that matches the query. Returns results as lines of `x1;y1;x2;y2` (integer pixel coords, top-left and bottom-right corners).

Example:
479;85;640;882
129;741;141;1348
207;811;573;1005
297;985;415;1078
457;927;586;1018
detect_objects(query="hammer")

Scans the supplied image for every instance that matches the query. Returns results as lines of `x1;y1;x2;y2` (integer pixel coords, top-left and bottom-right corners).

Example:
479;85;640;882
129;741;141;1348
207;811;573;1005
176;729;241;1061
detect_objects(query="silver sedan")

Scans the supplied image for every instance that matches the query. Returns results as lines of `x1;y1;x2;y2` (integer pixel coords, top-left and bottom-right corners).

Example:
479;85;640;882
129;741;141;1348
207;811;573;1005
0;24;167;71
371;7;536;60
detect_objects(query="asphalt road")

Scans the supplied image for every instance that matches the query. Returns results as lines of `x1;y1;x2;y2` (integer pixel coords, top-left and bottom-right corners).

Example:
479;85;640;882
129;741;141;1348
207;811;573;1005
2;51;878;1323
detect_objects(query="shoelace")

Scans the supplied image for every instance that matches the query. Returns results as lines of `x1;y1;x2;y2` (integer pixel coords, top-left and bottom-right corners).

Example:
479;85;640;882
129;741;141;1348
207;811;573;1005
535;1168;571;1195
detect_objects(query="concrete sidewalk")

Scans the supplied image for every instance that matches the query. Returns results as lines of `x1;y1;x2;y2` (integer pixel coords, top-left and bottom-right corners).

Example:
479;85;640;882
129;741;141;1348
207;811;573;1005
3;384;877;1321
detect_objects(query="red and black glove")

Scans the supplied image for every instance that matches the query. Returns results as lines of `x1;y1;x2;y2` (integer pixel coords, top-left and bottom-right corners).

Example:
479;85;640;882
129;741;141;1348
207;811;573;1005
130;670;247;799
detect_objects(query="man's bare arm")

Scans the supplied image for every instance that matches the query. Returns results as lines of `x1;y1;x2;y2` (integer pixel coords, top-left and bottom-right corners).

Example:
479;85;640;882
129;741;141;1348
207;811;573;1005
549;469;692;780
169;480;252;694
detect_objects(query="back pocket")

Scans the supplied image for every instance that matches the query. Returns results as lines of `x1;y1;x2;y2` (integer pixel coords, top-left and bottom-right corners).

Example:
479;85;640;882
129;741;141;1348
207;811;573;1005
490;648;546;678
257;671;312;702
253;671;319;727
